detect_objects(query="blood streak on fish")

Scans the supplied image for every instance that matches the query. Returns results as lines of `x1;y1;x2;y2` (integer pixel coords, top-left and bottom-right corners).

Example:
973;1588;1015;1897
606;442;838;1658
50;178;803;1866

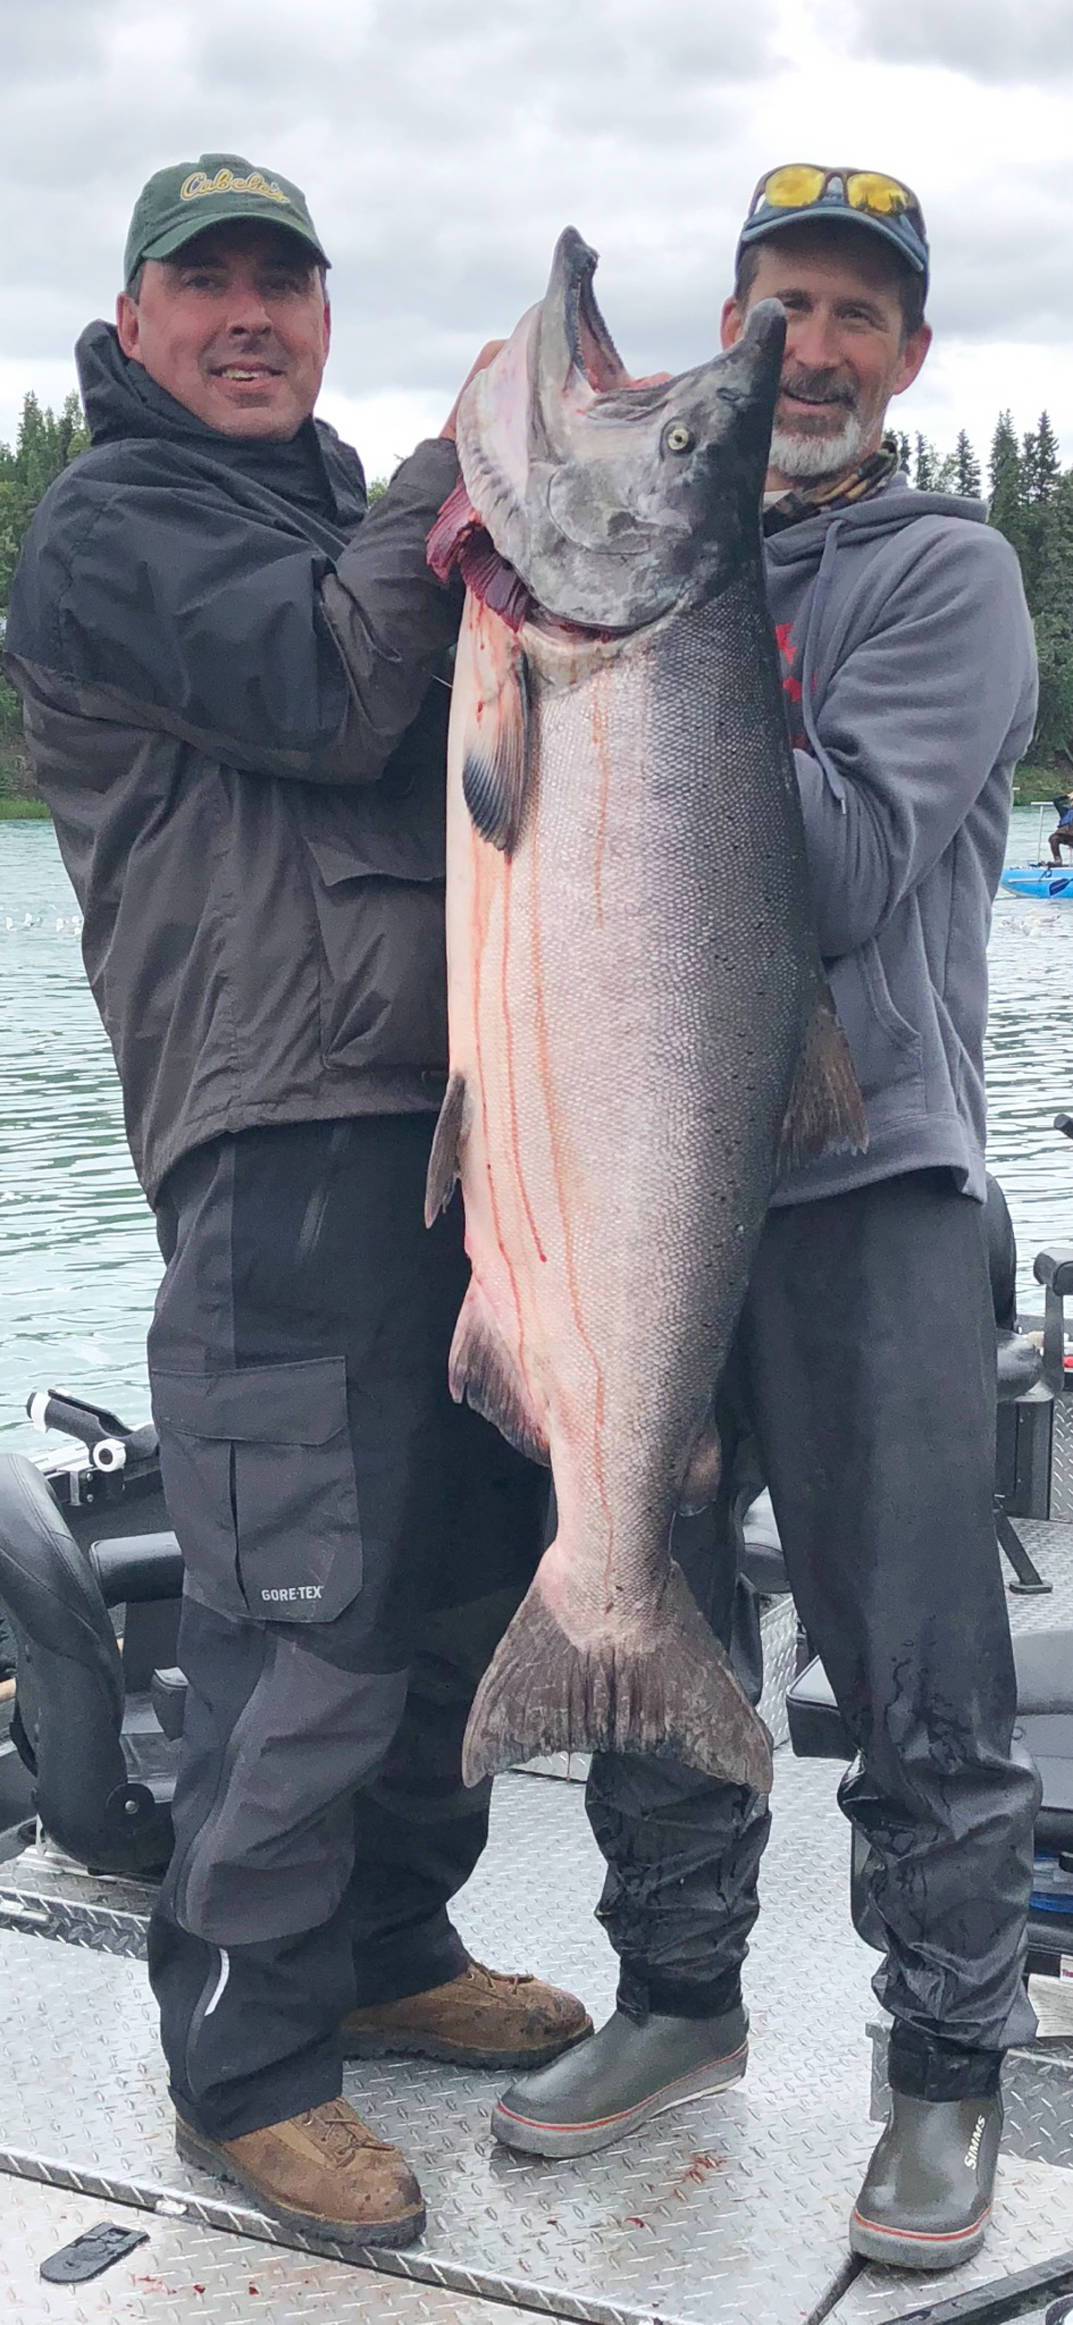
426;227;866;1792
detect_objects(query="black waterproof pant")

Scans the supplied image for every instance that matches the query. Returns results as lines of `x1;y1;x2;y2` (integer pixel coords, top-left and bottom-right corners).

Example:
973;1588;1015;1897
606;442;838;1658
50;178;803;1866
587;1171;1041;2099
146;1118;547;2140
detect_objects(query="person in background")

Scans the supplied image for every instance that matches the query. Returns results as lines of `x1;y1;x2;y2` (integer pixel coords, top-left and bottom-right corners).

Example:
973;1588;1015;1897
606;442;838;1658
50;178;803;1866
1047;790;1073;861
3;153;590;2254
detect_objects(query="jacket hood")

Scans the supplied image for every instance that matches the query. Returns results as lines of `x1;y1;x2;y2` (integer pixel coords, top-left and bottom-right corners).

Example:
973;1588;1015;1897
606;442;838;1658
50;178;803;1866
74;318;366;532
765;470;988;565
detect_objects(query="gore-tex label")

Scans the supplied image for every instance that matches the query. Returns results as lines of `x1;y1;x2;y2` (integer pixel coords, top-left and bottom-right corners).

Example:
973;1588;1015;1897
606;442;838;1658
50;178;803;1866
261;1584;324;1602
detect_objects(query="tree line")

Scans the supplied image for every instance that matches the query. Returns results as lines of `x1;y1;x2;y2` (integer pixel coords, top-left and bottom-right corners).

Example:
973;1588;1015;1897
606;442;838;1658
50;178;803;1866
0;393;88;794
1;390;1071;796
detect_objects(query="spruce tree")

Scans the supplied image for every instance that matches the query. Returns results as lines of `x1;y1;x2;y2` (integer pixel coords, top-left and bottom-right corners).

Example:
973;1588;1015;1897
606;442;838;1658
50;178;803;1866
1032;469;1073;760
987;411;1026;563
914;433;938;491
0;389;89;794
954;429;982;498
1030;410;1061;502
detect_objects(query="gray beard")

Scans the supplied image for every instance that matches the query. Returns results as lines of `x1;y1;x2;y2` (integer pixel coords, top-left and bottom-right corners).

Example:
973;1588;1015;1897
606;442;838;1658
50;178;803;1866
768;408;867;483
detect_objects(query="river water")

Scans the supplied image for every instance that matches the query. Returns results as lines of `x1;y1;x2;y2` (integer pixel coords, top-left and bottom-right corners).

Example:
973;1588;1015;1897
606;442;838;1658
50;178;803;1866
0;810;1070;1453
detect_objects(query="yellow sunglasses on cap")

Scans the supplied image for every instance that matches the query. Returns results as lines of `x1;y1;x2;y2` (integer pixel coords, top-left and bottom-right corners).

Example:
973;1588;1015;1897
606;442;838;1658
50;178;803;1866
741;164;929;277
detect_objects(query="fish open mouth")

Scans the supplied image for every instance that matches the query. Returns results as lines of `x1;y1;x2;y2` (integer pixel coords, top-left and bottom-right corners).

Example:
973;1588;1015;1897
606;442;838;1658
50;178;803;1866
556;227;631;396
426;230;636;632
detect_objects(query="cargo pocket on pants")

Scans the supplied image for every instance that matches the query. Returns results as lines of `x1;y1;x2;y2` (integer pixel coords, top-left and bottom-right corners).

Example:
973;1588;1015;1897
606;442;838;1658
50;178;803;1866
152;1357;362;1624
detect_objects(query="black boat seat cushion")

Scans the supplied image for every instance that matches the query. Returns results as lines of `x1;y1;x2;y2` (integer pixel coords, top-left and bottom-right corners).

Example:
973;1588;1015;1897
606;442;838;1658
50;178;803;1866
787;1631;1073;1835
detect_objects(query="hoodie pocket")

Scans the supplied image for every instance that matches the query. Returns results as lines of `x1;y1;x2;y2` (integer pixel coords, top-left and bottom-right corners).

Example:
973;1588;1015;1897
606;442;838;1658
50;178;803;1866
835;938;924;1105
152;1357;362;1624
303;830;447;1075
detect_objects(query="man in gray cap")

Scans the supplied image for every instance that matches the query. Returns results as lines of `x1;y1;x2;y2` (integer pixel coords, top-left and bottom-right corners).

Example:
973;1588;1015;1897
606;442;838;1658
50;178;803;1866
491;165;1041;2277
4;154;590;2252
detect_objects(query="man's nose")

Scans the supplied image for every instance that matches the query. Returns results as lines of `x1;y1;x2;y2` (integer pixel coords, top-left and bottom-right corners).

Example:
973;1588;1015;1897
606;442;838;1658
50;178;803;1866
785;310;842;370
224;286;273;335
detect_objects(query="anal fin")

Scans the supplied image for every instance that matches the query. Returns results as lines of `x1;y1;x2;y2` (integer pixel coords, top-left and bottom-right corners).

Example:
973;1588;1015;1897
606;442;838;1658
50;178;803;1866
779;979;868;1172
678;1415;722;1515
449;1283;549;1467
425;1070;466;1226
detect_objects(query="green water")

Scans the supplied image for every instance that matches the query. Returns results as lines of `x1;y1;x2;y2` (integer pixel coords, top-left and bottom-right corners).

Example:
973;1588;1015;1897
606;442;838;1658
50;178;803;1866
0;812;1070;1452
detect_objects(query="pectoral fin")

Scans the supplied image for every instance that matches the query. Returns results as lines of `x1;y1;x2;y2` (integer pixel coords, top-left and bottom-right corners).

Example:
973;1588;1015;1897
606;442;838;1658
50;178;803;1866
778;981;868;1172
462;611;531;855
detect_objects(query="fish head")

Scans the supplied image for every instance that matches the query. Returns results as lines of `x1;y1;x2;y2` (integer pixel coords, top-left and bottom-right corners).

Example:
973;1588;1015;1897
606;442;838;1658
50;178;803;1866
456;229;786;633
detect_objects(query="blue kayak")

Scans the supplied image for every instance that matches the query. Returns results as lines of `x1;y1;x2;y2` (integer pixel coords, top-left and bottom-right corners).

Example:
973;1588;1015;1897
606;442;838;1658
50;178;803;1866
1000;865;1073;899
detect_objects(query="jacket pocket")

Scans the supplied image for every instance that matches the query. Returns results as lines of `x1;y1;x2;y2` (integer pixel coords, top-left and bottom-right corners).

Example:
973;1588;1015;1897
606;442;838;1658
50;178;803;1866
152;1357;362;1624
831;938;924;1106
303;831;447;1075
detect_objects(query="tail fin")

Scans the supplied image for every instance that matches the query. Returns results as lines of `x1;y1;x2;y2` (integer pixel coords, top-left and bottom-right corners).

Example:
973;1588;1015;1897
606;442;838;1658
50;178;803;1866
462;1553;772;1795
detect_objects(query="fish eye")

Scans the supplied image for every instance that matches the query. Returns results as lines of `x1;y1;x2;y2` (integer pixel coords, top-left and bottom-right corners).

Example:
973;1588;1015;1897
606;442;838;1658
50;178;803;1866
663;422;694;454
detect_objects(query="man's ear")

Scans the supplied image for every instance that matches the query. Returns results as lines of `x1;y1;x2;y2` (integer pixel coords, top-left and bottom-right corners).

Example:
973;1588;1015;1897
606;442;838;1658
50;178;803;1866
892;321;932;398
116;292;141;363
322;296;331;360
720;296;744;352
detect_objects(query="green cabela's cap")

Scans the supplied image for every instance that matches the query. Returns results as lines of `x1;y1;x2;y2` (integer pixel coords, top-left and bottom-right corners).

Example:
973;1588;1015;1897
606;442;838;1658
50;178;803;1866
123;152;329;285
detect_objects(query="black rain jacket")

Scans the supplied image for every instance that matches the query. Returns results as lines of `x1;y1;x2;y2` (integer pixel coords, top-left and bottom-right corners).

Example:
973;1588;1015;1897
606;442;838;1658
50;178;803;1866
4;321;462;1203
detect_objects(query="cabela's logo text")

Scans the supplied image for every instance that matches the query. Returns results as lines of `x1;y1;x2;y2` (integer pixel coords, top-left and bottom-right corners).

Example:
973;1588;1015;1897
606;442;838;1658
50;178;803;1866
180;168;289;207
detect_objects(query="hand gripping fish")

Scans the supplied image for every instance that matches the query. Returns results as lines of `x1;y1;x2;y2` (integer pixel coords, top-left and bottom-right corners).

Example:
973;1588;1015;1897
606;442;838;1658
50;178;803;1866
426;229;865;1797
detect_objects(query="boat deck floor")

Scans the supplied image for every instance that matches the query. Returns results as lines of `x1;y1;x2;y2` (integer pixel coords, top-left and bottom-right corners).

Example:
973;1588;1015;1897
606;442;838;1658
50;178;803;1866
1;1523;1072;2323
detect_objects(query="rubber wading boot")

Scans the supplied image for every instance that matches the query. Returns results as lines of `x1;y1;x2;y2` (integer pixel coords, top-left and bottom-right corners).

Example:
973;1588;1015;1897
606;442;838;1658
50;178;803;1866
491;2003;749;2157
849;2091;1002;2269
341;1960;593;2070
174;2097;426;2250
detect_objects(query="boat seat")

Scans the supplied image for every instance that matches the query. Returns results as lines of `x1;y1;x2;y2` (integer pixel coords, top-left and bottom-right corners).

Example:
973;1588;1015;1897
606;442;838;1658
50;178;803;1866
0;1455;179;1876
788;1629;1073;1772
787;1633;1073;1970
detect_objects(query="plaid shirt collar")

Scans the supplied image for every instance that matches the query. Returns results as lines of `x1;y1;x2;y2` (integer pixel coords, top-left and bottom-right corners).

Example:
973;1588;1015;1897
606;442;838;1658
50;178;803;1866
762;433;901;536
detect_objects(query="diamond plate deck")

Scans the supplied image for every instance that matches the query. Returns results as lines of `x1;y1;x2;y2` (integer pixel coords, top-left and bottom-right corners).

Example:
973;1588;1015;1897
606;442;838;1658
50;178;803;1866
1051;1401;1073;1519
0;1756;882;2325
0;2175;554;2324
0;1542;1071;2324
1005;1518;1073;1620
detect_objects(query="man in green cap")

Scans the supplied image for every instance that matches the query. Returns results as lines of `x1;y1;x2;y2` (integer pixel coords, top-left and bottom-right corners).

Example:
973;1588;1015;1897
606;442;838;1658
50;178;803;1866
4;154;591;2252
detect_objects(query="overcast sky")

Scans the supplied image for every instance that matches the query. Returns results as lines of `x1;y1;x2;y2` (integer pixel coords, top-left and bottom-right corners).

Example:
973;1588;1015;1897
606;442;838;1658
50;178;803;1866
3;0;1073;483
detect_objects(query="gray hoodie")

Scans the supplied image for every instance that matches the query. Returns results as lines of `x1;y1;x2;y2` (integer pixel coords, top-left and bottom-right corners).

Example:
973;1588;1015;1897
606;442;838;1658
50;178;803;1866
763;473;1037;1205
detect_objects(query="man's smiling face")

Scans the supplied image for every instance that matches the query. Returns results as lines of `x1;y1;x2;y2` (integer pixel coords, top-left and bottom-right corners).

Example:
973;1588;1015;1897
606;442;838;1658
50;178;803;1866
721;224;930;491
115;221;331;441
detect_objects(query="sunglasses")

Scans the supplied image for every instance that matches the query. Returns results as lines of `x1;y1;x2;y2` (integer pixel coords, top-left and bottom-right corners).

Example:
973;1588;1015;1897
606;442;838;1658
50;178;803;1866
747;165;927;250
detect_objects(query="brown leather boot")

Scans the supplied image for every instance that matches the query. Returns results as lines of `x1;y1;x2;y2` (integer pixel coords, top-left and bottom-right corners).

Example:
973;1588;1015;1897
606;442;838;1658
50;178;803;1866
341;1960;593;2070
175;2097;425;2250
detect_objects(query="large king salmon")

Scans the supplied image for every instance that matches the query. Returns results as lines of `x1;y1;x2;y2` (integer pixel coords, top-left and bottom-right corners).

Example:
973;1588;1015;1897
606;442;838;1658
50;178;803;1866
426;230;865;1797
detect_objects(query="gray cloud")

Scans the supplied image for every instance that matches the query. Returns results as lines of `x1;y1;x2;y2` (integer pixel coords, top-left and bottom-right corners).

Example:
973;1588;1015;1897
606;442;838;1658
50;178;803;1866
848;0;1073;81
2;0;1073;470
0;0;778;416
